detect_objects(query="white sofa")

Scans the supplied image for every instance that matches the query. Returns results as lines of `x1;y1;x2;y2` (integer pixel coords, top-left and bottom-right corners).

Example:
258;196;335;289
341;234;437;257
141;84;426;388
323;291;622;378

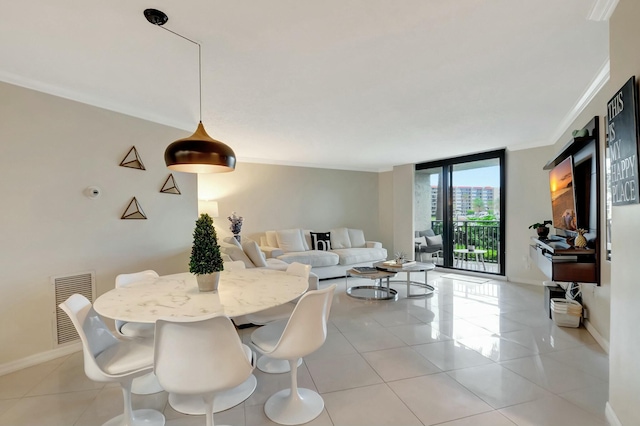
219;237;319;326
219;236;317;280
258;227;388;279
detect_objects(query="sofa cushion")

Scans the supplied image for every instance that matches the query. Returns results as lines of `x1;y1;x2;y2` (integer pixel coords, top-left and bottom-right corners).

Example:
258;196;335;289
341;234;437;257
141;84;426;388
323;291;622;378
310;232;331;251
417;229;436;239
348;229;366;248
330;227;351;249
219;241;255;268
265;230;278;248
415;236;427;247
277;250;339;267
242;240;267;267
276;229;306;252
301;229;312;251
331;248;387;265
223;236;242;248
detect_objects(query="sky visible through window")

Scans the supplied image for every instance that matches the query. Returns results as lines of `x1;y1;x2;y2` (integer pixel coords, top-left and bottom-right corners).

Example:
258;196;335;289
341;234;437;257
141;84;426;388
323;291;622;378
430;166;501;187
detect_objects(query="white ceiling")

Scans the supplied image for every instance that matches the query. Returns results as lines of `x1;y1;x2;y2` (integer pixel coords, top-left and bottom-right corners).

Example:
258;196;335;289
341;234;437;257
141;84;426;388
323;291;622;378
0;1;609;172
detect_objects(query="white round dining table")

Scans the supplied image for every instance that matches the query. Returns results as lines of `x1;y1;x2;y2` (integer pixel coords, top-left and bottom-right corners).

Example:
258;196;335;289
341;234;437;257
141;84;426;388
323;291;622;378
94;268;308;416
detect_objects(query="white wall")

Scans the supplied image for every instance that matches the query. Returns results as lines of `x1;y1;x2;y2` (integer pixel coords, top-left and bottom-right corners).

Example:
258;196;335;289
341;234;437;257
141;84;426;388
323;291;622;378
378;171;394;252
505;146;556;284
392;164;415;257
0;82;197;366
197;162;381;243
606;0;640;423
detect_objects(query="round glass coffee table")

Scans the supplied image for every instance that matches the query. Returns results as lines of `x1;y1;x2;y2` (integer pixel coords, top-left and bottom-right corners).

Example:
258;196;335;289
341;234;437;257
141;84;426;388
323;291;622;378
345;268;398;300
373;261;436;297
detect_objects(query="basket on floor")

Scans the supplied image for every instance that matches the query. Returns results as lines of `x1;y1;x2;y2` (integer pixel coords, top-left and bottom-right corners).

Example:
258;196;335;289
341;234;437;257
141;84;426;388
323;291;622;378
550;298;582;328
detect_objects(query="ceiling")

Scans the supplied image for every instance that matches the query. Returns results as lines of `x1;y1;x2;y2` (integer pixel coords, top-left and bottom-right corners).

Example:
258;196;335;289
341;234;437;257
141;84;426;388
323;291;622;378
0;1;609;172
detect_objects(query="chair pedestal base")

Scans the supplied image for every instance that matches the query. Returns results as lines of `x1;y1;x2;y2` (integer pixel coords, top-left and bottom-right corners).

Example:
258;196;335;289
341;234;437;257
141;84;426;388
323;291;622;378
168;374;257;414
265;388;324;425
131;372;163;395
102;408;165;426
257;356;302;374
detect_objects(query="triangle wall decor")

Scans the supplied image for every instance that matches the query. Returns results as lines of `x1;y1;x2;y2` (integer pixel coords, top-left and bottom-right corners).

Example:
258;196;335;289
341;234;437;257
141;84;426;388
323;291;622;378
121;197;147;219
120;146;146;170
160;174;181;195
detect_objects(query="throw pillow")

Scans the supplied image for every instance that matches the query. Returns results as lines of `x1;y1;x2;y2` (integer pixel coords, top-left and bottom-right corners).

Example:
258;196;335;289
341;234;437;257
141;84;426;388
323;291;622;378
223;236;242;248
426;235;443;246
275;229;306;252
301;229;313;251
219;241;255;268
330;227;351;249
348;229;366;248
414;236;427;247
265;230;278;248
310;232;331;251
242;240;268;267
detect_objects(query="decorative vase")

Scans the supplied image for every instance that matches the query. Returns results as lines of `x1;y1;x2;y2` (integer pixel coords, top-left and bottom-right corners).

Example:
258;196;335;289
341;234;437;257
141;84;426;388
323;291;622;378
233;234;241;244
537;226;550;238
196;272;220;292
574;229;588;248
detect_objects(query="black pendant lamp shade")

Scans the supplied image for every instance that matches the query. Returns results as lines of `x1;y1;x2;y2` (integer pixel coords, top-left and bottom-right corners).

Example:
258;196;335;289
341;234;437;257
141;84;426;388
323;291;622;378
165;122;236;173
145;8;236;174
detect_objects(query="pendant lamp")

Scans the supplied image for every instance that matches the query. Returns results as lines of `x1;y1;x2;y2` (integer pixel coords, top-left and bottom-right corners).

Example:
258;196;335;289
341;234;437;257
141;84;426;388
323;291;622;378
144;8;236;173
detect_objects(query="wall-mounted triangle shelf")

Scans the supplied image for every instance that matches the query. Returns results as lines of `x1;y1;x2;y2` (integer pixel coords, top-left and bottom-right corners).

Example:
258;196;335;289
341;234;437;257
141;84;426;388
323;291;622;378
120;146;146;170
160;174;181;194
121;197;147;219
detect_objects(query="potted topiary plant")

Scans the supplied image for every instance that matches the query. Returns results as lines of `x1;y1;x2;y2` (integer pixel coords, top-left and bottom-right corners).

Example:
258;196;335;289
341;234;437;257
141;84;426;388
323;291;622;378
528;220;552;238
189;213;224;292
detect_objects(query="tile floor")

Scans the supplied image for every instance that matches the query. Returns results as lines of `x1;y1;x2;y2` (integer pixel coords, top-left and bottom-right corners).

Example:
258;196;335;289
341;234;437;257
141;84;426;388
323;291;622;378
0;271;610;426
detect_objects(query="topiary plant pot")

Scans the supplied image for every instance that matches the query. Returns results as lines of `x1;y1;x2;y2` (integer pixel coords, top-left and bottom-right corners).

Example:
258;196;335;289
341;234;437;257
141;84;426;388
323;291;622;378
196;272;220;292
537;226;550;238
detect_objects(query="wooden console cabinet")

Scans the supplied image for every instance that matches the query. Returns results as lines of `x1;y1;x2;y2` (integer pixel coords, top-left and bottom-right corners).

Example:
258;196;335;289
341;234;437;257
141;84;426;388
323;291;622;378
529;237;597;283
531;116;601;285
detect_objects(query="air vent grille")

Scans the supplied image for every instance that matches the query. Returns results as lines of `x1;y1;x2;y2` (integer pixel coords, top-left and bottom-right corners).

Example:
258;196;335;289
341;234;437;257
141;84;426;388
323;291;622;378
53;272;95;345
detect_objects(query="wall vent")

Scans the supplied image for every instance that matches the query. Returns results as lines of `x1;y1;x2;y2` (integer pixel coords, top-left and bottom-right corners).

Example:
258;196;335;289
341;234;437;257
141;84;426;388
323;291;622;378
52;271;95;345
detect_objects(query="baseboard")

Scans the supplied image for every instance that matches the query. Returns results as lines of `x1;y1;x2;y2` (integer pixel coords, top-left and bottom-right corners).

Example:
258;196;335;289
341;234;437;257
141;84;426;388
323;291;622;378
506;276;544;286
606;402;622;426
584;319;610;354
0;343;81;377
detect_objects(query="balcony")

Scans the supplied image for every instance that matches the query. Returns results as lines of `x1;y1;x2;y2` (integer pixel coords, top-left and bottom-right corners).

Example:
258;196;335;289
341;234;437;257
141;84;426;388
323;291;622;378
430;220;500;273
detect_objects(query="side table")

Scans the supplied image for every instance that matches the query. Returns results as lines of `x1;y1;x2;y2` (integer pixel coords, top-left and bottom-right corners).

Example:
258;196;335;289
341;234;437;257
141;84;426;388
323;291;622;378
345;269;398;301
373;261;436;298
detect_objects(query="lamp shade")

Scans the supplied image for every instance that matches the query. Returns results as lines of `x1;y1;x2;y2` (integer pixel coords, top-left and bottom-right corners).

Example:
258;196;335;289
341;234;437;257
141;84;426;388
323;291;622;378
165;122;236;173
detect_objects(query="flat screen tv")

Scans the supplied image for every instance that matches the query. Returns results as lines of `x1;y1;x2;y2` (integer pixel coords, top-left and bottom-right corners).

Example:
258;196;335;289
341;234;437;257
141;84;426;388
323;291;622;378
549;156;578;232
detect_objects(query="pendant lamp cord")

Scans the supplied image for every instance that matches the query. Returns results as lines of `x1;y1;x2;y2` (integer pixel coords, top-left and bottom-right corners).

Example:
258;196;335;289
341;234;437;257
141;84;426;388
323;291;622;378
159;26;202;122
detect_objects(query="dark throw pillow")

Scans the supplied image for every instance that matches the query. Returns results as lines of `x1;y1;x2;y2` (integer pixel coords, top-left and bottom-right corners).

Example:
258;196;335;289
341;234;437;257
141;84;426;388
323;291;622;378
310;232;331;251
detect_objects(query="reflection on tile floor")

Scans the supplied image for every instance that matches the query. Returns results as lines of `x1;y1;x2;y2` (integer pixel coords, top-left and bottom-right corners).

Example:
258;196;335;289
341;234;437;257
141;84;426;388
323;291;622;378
0;271;609;426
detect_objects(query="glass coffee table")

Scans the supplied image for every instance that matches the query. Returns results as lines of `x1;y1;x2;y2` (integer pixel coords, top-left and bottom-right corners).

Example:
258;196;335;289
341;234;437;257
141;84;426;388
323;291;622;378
373;261;436;298
345;268;398;300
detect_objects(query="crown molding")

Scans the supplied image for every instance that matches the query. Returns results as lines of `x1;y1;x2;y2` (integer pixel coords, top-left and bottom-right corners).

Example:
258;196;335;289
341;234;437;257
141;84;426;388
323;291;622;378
549;59;610;144
587;0;619;21
0;70;194;132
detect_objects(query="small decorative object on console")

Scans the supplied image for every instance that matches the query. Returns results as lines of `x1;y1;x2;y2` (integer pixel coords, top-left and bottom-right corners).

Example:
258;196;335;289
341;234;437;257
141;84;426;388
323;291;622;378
528;220;552;238
574;228;588;248
228;211;244;243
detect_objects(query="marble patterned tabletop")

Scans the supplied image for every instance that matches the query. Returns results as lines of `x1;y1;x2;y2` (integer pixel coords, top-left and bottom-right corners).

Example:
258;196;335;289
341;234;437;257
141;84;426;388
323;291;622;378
93;269;307;323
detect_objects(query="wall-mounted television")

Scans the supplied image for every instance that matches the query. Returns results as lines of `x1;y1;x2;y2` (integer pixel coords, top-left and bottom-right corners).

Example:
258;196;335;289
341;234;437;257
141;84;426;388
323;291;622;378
549;156;578;232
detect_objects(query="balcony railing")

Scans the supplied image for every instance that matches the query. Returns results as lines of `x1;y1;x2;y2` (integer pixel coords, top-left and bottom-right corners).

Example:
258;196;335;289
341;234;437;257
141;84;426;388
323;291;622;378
431;220;500;264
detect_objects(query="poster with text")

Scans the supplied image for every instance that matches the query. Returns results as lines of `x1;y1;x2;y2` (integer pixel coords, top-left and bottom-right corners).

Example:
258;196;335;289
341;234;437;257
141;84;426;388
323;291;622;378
607;76;640;205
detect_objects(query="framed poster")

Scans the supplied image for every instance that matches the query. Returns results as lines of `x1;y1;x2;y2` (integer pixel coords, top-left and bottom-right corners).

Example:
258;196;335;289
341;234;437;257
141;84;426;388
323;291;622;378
606;76;640;205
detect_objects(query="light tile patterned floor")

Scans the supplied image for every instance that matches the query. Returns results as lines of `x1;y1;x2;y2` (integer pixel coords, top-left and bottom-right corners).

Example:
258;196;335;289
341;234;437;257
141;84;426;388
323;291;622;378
0;271;609;426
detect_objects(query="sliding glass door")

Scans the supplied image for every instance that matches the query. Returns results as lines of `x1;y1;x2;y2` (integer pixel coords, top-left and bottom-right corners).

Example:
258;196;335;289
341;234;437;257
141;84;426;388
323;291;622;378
415;150;505;275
